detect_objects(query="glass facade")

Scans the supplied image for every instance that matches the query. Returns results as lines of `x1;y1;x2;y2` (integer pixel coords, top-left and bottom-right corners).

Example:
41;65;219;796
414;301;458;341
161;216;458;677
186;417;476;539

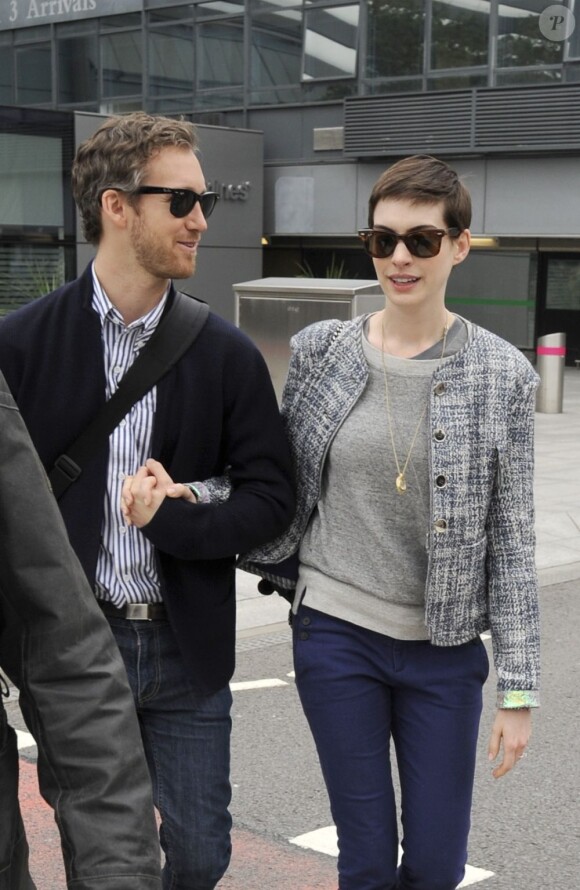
0;110;76;316
0;0;576;112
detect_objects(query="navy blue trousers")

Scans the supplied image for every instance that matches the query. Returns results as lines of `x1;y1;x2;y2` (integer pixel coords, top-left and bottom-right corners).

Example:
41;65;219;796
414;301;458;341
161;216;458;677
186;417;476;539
293;605;489;890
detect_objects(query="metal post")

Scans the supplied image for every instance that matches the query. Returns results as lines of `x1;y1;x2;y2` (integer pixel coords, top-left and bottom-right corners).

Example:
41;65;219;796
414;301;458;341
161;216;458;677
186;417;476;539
536;333;566;413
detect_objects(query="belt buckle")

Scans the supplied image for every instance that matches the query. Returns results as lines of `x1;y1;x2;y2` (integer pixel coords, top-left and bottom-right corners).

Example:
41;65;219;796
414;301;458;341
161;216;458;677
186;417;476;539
125;603;152;621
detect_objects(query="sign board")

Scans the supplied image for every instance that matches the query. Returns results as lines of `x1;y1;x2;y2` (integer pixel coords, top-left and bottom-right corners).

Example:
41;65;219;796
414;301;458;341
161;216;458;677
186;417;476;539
0;0;141;31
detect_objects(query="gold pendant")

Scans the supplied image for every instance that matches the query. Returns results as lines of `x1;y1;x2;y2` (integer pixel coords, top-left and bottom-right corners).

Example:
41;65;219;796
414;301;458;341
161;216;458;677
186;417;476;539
396;473;407;494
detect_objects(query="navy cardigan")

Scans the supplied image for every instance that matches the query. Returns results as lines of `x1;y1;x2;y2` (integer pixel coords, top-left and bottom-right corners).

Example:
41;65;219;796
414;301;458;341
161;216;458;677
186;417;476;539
0;265;295;694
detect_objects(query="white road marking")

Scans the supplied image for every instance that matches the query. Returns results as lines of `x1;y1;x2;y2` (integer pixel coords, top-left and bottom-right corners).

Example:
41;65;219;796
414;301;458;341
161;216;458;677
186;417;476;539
16;729;36;750
230;678;289;691
290;826;494;886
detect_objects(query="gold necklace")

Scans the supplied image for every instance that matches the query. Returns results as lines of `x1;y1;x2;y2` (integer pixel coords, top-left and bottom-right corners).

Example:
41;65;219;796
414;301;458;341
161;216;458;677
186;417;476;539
381;316;450;495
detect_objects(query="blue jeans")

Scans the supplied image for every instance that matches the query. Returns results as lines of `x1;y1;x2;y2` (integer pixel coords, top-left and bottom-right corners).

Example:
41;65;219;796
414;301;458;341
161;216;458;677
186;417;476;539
293;605;489;890
107;616;232;890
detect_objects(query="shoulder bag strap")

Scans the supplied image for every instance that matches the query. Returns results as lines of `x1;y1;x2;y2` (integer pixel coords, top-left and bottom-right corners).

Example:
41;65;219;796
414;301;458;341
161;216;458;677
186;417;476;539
49;292;209;500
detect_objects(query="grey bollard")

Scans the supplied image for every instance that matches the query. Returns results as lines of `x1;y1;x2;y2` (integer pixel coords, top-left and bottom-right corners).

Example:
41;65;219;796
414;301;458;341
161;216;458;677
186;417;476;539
536;332;566;413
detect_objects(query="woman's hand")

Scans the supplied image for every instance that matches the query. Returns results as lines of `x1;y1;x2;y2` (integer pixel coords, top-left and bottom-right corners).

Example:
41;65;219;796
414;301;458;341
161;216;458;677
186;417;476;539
488;708;532;779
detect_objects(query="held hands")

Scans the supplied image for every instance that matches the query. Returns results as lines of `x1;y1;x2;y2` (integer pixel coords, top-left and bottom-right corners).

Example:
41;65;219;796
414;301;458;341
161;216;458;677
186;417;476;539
488;708;532;779
122;458;196;527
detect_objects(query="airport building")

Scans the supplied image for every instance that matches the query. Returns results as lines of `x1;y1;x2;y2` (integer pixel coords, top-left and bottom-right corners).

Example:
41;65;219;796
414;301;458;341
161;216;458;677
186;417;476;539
0;0;579;358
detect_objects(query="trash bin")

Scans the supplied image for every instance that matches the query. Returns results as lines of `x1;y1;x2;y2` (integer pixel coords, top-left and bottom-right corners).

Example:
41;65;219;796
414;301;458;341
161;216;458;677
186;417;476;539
234;278;384;401
536;332;566;413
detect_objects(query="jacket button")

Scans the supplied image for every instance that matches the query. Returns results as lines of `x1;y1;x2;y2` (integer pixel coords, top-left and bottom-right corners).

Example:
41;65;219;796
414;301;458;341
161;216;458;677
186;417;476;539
434;518;448;532
434;382;446;395
302;615;311;626
433;428;446;441
435;474;447;488
299;631;310;641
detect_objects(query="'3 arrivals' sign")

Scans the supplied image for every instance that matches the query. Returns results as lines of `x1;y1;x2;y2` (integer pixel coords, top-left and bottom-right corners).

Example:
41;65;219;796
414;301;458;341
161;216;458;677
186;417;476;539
0;0;141;30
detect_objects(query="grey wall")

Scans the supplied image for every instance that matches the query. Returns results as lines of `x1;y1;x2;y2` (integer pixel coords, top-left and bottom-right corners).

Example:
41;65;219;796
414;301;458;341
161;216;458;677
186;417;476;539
73;113;264;322
446;251;535;348
263;154;579;238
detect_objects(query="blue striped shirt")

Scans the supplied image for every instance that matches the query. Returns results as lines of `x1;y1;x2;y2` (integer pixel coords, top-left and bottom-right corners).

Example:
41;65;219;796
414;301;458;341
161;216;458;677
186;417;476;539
92;268;169;605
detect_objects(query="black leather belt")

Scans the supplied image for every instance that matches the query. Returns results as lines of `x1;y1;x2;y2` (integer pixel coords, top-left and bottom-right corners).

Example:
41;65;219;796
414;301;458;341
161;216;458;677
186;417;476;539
97;600;167;621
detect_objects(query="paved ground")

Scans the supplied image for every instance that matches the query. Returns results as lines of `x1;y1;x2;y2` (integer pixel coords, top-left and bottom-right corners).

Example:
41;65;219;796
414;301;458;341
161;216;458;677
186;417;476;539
9;366;580;888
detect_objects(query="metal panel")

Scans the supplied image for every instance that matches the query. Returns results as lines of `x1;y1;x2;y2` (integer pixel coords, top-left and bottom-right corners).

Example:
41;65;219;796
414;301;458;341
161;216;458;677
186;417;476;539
234;278;383;400
344;92;473;157
344;84;580;157
475;85;580;148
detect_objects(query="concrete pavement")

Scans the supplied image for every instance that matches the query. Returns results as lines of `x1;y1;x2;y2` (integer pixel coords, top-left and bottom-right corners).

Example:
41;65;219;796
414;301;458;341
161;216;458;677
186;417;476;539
533;367;580;587
10;365;580;889
236;365;580;634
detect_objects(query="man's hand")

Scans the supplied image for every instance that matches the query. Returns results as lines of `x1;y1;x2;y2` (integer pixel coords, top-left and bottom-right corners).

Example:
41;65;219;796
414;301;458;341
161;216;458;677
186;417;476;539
488;708;532;779
122;459;196;527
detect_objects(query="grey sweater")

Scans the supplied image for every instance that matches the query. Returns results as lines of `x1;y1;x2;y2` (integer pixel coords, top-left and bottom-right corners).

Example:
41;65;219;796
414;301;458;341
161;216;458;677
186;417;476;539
298;319;468;639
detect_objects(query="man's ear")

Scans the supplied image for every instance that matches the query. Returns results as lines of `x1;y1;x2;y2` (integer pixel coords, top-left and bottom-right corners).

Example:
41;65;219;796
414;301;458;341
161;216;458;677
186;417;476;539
100;188;131;232
453;228;471;266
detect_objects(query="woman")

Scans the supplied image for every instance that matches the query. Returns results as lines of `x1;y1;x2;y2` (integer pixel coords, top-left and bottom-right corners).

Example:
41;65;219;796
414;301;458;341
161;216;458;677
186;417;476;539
242;154;540;890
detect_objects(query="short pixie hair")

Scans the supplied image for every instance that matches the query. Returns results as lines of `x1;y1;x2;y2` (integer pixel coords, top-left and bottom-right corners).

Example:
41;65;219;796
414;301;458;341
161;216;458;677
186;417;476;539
72;112;199;245
368;155;472;232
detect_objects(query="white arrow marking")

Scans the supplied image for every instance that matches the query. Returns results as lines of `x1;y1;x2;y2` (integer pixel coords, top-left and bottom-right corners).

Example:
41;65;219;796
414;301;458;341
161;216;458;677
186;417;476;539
289;826;494;886
230;678;289;691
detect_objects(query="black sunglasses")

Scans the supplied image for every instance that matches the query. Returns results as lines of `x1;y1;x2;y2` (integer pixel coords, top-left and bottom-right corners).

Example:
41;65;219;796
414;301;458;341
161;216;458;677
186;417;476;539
358;227;460;259
134;186;219;219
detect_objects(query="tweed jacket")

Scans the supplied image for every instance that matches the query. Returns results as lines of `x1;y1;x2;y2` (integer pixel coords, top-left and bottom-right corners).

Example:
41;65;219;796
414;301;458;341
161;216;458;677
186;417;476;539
242;315;541;707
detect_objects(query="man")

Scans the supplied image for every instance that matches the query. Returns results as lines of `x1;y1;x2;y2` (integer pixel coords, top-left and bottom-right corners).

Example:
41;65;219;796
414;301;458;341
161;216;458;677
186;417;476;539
0;112;294;890
0;371;161;890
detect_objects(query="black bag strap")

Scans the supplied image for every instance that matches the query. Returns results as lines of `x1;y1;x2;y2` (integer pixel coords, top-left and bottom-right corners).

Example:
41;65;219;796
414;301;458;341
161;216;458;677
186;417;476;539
49;291;209;500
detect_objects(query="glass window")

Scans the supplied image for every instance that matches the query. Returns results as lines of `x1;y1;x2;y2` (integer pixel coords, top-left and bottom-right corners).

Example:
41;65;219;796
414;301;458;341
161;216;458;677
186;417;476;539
495;67;562;85
149;25;194;96
251;8;303;88
99;98;144;114
100;14;143;30
101;31;143;97
0;244;67;317
16;45;52;104
302;78;357;100
303;5;359;79
0;133;63;228
148;96;195;113
366;0;425;78
565;62;580;80
196;1;245;18
14;26;50;43
497;0;563;68
427;72;488;90
431;0;489;70
58;36;98;103
148;5;194;23
568;10;580;58
57;20;96;36
250;0;301;10
364;76;423;94
546;258;580;310
0;44;13;104
197;20;244;88
193;89;244;108
249;84;304;105
145;0;192;6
